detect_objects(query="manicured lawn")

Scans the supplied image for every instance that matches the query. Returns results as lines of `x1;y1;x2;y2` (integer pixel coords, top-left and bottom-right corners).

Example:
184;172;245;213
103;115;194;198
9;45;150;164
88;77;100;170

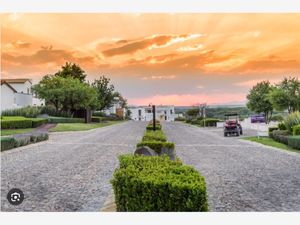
242;136;299;152
49;121;122;132
1;128;35;136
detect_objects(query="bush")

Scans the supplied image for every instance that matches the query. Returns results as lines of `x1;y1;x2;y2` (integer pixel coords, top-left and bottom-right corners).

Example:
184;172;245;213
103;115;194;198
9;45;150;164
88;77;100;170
272;130;289;145
270;114;284;122
31;118;48;128
292;124;300;136
268;127;279;138
287;136;300;150
136;141;174;154
30;132;49;143
1;137;17;151
92;111;107;117
175;117;185;121
284;111;300;133
146;124;161;131
111;154;208;212
40;105;72;118
278;122;287;130
142;130;167;142
1;106;41;118
48;117;84;123
1;117;33;129
199;118;221;127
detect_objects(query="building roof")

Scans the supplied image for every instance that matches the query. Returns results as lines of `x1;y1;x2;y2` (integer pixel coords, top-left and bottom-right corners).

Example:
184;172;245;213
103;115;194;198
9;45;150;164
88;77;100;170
1;78;32;84
1;81;17;93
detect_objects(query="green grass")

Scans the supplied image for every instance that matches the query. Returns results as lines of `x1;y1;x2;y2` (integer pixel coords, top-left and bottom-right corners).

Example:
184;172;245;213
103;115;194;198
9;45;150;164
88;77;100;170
49;121;122;132
242;136;299;152
1;128;35;136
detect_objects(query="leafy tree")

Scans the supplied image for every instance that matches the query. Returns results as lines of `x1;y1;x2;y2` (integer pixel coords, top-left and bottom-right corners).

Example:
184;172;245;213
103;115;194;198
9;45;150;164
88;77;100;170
269;77;300;113
92;76;115;111
246;81;273;123
32;76;98;114
113;92;128;108
55;62;86;82
186;108;200;117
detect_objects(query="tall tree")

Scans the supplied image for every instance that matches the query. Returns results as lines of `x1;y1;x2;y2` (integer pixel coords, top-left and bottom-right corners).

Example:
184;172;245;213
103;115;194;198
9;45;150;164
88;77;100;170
113;92;128;108
246;81;273;123
92;76;115;111
269;77;300;113
32;76;98;114
55;62;86;82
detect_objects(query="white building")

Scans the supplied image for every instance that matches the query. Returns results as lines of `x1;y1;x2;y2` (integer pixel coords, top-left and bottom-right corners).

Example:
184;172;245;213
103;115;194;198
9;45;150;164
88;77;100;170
129;105;177;122
1;79;44;111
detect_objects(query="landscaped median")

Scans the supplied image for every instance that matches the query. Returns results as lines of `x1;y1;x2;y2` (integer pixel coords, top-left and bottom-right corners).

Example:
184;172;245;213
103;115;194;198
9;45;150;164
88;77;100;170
49;121;122;132
110;120;208;212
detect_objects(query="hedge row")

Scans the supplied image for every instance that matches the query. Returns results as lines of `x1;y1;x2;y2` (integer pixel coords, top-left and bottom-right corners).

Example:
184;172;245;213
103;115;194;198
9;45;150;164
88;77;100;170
1;132;49;151
47;117;84;123
146;120;161;130
287;136;300;150
111;154;208;211
137;141;174;154
271;130;289;145
1;117;48;129
186;118;221;127
142;130;167;142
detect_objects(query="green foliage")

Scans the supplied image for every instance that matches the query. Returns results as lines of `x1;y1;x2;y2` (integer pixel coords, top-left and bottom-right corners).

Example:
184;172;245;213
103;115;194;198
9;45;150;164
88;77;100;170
54;62;87;82
40;105;72;117
246;81;273;123
174;117;185;121
283;111;300;132
1;106;41;118
293;124;300;136
146;123;162;130
270;114;284;122
198;118;221;127
47;117;84;123
1;137;17;151
186;108;200;117
278;122;287;130
92;76;115;111
111;154;208;212
30;132;49;143
32;76;99;112
136;141;174;154
92;111;107;117
271;130;289;145
268;127;279;138
31;118;48;128
287;136;300;150
1;117;33;129
142;130;167;142
269;77;300;113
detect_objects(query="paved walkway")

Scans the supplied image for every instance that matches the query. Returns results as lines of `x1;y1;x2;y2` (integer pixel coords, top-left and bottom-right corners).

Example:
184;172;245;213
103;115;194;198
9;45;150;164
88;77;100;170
163;122;300;212
1;121;146;211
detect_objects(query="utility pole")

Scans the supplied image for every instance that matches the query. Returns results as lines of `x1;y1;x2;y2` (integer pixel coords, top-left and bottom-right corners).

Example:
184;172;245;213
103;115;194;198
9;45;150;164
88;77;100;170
152;105;156;131
199;103;207;127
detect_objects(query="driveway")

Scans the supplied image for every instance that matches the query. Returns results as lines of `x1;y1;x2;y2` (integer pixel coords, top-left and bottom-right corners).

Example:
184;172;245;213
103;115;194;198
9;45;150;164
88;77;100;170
1;121;146;211
163;122;300;211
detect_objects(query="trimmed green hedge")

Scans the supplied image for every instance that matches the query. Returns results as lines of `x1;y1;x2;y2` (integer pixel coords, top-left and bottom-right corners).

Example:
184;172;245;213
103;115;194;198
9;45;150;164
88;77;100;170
287;136;300;150
292;124;300;136
1;137;17;151
272;130;289;145
268;127;279;138
146;123;161;131
199;118;221;127
1;118;33;129
111;154;208;212
142;130;167;142
32;118;48;128
175;117;185;121
137;141;174;154
1;132;49;151
48;117;84;123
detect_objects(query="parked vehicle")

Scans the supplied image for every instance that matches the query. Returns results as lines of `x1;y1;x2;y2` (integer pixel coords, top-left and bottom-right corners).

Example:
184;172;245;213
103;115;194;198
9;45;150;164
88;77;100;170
251;114;265;123
224;113;243;137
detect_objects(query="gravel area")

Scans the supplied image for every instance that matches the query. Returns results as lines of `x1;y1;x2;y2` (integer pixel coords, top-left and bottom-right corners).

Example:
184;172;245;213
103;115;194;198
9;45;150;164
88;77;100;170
1;121;146;212
163;122;300;212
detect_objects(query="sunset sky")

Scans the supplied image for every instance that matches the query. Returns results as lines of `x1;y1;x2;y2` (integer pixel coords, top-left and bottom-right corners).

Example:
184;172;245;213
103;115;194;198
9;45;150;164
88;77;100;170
1;13;300;106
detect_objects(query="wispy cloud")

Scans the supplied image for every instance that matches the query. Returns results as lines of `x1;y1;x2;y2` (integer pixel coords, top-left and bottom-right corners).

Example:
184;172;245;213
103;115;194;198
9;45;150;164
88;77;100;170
142;75;176;80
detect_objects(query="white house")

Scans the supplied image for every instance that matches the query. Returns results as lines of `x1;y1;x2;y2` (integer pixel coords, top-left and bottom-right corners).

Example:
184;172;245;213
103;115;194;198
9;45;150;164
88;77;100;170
1;78;44;111
129;105;177;122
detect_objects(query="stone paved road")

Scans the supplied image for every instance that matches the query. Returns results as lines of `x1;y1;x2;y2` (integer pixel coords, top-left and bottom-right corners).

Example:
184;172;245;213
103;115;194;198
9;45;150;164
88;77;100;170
1;121;146;212
163;122;300;212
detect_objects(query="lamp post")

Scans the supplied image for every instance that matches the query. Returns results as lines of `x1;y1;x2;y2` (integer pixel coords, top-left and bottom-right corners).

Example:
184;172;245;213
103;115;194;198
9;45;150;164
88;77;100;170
152;105;156;131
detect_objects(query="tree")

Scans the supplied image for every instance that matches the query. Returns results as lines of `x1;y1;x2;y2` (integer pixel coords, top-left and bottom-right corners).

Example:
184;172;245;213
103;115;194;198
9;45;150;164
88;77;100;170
186;108;200;117
246;81;273;123
55;62;86;82
113;92;128;108
269;77;300;113
92;76;115;111
32;76;98;114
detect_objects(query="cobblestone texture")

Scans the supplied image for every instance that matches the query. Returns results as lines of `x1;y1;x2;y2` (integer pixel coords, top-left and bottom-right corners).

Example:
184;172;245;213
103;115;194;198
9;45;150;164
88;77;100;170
1;121;146;212
163;122;300;212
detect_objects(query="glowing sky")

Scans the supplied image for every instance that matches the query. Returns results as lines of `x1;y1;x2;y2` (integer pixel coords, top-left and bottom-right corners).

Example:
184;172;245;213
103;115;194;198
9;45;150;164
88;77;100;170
1;13;300;106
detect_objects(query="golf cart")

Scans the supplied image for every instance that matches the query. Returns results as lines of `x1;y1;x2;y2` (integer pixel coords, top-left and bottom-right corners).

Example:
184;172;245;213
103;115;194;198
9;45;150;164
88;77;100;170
223;113;243;137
